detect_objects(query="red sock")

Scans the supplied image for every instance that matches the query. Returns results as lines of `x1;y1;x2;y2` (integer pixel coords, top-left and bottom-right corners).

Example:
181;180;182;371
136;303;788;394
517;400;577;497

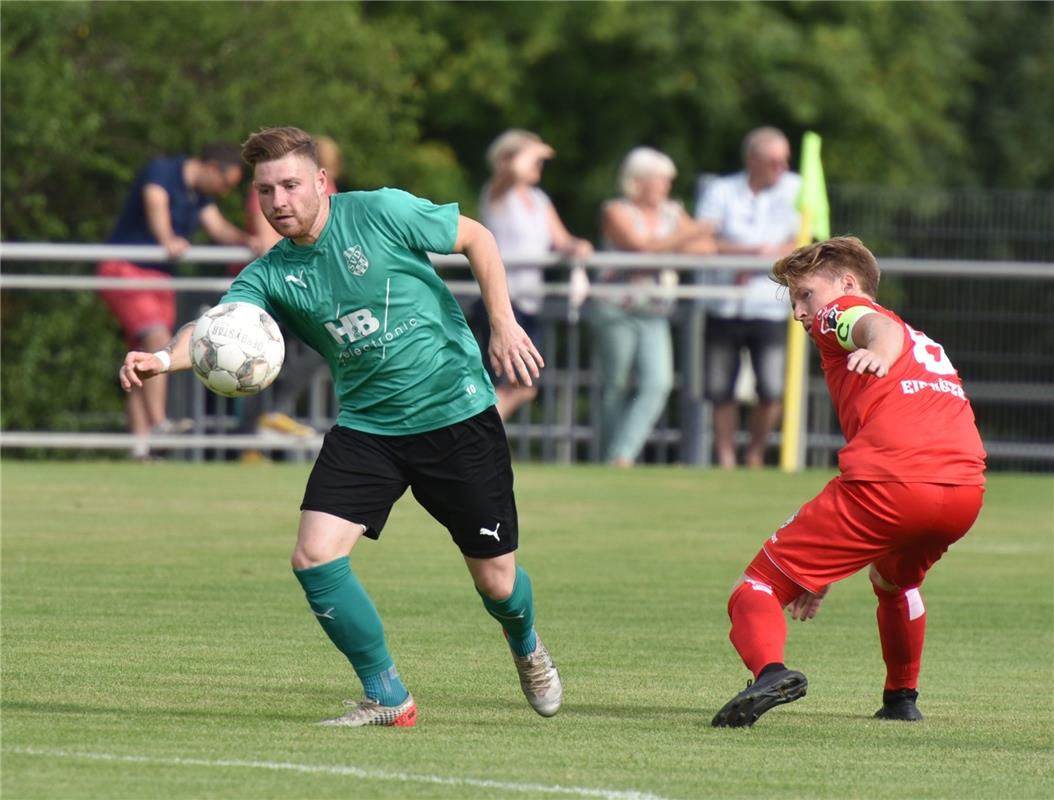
728;580;787;679
873;582;927;690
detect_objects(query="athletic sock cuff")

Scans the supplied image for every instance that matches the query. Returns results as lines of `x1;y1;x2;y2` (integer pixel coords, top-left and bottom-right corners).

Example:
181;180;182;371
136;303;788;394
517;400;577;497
479;564;536;636
293;556;350;591
479;566;533;611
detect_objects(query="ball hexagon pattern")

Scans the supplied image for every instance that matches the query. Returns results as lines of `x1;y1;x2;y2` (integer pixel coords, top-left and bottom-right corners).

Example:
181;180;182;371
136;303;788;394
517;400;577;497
189;302;285;398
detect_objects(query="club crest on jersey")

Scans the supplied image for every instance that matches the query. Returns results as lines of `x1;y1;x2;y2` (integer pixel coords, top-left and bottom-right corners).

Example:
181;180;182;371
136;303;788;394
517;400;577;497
343;245;369;277
819;305;842;335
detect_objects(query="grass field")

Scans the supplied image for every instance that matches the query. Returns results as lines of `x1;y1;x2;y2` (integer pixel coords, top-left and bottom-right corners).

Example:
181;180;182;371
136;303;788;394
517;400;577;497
2;461;1051;799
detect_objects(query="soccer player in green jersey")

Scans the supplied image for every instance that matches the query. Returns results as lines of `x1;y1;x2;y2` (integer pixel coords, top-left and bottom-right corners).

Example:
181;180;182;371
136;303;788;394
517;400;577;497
119;126;562;727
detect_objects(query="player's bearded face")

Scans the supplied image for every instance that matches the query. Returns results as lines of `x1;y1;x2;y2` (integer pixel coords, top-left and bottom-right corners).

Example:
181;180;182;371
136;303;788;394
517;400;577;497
254;154;326;240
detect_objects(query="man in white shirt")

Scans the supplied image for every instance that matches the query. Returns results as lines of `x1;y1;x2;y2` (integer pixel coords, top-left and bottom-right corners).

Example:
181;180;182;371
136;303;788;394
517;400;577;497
695;127;800;468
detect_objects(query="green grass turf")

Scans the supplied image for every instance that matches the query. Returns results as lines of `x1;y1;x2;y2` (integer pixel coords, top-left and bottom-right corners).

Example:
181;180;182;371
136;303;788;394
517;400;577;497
2;461;1051;799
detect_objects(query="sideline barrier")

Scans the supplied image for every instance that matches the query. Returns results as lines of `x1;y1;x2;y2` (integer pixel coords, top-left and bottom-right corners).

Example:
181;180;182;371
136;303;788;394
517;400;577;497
2;243;1052;469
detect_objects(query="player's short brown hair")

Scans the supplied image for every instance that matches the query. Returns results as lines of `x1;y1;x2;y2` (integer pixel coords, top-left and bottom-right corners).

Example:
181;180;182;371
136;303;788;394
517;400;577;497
240;126;317;168
771;236;881;297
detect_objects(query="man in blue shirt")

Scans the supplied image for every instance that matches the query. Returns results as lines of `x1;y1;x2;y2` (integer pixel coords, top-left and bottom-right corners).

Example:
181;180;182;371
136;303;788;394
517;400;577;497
99;143;261;458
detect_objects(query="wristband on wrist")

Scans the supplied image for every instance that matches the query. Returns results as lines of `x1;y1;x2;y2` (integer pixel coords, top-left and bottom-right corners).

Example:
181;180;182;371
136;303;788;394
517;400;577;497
152;350;172;373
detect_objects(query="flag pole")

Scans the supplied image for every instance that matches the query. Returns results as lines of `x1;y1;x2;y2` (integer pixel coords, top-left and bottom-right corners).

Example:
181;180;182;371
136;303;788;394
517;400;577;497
779;133;829;472
778;213;813;472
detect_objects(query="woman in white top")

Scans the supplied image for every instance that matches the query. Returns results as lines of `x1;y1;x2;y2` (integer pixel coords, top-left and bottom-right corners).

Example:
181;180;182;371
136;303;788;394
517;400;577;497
591;146;714;466
475;129;593;421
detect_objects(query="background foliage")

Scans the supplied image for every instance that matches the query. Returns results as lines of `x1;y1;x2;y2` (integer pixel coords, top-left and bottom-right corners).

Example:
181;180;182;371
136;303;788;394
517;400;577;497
2;0;1052;431
4;1;1052;240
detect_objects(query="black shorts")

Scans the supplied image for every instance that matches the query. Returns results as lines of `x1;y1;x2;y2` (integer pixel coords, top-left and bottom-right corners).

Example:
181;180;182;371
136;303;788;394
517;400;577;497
301;406;518;558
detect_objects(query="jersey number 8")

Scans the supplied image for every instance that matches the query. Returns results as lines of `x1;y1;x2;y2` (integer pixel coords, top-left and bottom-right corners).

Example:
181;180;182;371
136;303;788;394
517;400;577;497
906;325;956;376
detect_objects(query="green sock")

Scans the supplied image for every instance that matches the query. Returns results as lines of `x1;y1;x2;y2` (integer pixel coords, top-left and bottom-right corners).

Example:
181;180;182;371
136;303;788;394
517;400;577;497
294;556;395;685
478;565;538;657
361;664;409;707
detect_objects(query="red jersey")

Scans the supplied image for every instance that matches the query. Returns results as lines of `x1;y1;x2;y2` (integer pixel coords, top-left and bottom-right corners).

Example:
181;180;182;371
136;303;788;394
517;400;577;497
811;296;986;484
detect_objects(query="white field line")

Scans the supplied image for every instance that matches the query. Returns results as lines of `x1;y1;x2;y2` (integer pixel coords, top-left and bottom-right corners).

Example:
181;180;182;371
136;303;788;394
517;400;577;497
3;746;674;800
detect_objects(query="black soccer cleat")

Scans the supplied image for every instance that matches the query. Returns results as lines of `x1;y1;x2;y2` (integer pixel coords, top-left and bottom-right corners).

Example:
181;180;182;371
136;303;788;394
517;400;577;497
874;688;924;722
712;668;808;728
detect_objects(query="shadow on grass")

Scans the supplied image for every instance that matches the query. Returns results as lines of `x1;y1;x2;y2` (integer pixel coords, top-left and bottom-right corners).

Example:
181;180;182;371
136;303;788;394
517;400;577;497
5;697;887;731
458;696;707;722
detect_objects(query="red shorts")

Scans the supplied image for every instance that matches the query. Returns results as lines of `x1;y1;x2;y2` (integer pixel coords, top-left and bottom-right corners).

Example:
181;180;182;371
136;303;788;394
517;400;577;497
746;478;984;597
97;261;176;347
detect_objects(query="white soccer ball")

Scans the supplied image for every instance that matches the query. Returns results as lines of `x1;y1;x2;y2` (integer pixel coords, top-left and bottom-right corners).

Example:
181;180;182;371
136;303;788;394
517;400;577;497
189;302;285;398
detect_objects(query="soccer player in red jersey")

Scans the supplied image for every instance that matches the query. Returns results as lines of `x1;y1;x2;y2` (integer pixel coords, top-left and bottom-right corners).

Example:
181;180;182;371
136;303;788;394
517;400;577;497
712;236;986;728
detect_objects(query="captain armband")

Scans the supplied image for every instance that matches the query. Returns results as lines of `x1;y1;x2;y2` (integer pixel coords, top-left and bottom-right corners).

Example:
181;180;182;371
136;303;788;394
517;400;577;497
834;306;876;352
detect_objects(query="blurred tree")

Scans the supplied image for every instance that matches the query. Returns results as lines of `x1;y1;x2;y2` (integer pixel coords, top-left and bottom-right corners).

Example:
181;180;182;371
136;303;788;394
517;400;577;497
0;0;472;243
3;0;1049;243
960;1;1054;189
1;0;466;431
385;0;994;235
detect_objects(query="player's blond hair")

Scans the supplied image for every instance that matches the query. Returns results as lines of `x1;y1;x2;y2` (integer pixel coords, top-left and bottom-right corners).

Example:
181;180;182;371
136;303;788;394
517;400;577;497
771;236;881;297
241;127;317;168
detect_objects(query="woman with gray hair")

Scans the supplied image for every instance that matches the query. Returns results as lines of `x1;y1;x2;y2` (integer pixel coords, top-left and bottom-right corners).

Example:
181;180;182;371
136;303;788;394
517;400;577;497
589;146;714;467
472;129;593;422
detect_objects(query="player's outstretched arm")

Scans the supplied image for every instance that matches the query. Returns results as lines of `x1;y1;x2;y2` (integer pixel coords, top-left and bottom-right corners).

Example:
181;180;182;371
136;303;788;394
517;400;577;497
119;321;195;391
454;215;544;387
845;313;904;378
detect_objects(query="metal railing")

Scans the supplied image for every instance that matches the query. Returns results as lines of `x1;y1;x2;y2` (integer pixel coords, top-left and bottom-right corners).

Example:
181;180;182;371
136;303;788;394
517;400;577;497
2;242;1052;469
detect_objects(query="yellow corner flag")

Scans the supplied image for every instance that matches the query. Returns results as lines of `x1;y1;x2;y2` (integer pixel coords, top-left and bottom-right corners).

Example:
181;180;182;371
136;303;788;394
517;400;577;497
780;132;830;472
795;132;830;244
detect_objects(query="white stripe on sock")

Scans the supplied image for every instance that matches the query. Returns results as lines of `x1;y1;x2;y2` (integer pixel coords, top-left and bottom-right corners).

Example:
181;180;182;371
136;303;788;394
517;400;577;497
905;587;925;620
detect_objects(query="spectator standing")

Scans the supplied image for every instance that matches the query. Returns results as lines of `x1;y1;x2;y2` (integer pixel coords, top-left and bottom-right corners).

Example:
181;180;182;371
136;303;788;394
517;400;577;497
98;143;260;460
592;147;716;467
474;129;593;421
695;127;801;468
235;135;344;449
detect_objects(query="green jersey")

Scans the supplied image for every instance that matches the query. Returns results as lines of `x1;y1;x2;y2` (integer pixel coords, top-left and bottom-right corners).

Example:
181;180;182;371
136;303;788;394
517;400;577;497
222;189;496;435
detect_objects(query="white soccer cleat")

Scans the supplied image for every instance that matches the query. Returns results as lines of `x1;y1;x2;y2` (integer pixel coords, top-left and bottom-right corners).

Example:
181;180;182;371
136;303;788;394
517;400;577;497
317;693;417;727
512;635;563;717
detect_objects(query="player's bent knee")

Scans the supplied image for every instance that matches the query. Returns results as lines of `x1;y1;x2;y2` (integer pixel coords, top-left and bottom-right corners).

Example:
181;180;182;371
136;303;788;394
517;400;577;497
292;513;365;569
728;574;749;597
290;536;356;570
291;546;332;571
473;570;515;601
869;564;899;593
466;554;517;600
